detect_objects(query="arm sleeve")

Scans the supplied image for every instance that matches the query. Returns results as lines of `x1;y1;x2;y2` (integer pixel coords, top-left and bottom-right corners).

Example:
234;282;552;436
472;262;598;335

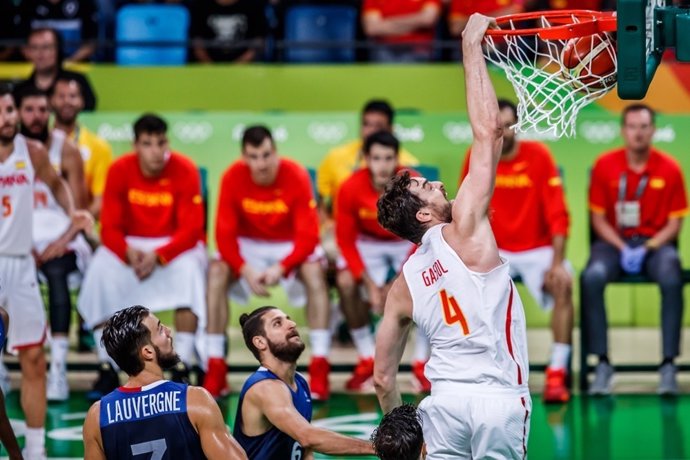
215;169;245;275
280;167;320;273
541;150;570;237
335;182;366;280
588;159;607;214
362;0;381;16
100;162;129;262
155;163;205;263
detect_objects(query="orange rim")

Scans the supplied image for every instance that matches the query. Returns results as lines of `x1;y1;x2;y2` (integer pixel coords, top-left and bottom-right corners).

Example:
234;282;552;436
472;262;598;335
485;10;617;40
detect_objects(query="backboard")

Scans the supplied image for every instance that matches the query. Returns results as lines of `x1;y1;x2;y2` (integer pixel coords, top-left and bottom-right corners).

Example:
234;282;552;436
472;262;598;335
617;0;690;99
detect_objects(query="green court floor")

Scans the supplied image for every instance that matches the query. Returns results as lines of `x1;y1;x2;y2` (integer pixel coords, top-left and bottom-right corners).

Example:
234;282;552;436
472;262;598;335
1;392;688;459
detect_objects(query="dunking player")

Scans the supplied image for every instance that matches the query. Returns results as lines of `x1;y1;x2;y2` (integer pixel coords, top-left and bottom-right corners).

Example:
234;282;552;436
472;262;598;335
16;85;91;402
82;305;247;460
374;14;531;458
234;306;375;459
0;83;77;459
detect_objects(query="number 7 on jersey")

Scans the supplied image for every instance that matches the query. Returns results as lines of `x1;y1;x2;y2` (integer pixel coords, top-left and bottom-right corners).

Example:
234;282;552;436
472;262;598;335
439;289;470;335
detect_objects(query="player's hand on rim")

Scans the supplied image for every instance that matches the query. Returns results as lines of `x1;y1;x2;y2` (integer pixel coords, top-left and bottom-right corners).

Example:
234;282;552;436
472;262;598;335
462;13;498;47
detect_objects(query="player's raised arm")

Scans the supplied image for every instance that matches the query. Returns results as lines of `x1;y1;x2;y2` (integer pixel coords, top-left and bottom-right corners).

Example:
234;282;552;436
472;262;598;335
452;14;503;238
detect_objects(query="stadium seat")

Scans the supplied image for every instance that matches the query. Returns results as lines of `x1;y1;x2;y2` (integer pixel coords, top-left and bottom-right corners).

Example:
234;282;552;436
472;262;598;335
284;5;357;63
115;4;189;66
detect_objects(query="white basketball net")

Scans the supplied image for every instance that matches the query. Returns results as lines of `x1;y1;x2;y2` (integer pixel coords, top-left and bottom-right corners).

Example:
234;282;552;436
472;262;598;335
483;13;617;138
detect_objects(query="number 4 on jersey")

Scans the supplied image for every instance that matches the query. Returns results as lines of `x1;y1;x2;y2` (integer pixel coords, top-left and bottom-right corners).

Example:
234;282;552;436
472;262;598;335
439;289;469;335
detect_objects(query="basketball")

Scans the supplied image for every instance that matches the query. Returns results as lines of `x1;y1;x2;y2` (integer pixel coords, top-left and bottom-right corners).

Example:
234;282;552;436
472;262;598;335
561;33;617;91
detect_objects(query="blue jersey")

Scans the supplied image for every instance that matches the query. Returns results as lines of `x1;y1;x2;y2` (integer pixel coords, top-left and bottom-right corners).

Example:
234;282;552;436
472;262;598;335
234;367;312;460
100;380;205;460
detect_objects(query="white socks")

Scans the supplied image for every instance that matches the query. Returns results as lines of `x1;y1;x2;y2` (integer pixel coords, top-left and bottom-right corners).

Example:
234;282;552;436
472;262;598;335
24;427;45;456
350;326;375;359
206;334;225;360
309;329;332;358
50;335;69;375
175;332;196;365
549;343;572;370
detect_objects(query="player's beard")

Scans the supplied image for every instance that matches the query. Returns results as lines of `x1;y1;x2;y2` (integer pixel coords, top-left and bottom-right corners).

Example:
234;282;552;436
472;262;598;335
152;343;181;370
55;108;77;127
0;124;16;145
435;200;452;223
267;334;305;364
20;123;49;144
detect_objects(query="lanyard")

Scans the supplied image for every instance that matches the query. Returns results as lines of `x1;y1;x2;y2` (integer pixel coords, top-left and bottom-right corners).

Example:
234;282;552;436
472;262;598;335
618;172;648;203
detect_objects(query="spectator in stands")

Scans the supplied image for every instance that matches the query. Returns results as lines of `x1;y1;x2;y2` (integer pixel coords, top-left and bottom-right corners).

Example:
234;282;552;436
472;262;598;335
317;99;419;220
460;99;574;403
335;131;430;393
16;28;97;111
448;0;522;37
362;0;442;62
191;0;268;63
206;125;332;400
50;76;112;219
77;114;207;401
16;86;90;403
583;104;688;396
0;0;24;61
19;0;98;62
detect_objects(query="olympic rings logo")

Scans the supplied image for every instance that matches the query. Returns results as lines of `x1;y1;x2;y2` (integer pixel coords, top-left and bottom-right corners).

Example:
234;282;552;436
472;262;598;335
394;124;425;143
307;122;348;144
96;123;133;142
172;122;214;144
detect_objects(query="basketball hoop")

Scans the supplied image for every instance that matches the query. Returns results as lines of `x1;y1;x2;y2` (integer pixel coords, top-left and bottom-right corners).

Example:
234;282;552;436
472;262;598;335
484;10;617;137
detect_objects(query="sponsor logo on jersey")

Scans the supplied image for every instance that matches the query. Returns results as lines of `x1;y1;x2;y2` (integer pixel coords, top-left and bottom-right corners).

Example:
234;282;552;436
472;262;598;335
495;173;533;188
0;173;30;187
241;198;289;215
128;189;174;207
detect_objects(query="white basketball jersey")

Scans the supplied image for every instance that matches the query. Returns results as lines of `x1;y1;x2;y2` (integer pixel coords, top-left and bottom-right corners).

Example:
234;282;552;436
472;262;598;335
0;134;35;255
405;224;529;394
33;130;70;246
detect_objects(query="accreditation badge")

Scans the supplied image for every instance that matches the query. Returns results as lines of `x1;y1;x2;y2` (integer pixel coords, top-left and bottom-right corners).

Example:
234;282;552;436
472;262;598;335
615;200;641;228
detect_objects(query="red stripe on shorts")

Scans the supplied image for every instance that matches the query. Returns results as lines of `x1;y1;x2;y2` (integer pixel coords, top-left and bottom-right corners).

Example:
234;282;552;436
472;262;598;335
520;396;529;459
504;282;523;385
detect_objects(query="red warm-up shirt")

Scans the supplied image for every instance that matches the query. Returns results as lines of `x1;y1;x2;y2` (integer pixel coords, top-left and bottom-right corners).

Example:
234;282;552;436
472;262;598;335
215;157;319;275
460;141;569;252
589;148;689;238
362;0;442;44
335;168;411;280
449;0;523;20
100;152;204;263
